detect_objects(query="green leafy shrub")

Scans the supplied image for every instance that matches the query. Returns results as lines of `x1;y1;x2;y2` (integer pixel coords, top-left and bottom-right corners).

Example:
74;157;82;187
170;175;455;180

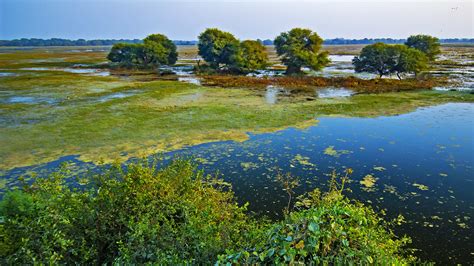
1;161;419;264
0;159;262;264
217;171;417;264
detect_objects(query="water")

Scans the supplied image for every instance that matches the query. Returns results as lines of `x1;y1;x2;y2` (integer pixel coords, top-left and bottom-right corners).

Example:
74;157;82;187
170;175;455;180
316;87;355;98
1;103;473;263
328;55;355;62
2;96;56;104
265;85;289;104
0;72;18;77
97;91;139;102
161;65;202;85
20;67;110;76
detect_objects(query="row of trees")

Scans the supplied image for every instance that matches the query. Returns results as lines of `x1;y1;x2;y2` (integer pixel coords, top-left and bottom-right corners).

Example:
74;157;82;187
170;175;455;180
353;35;440;78
107;29;441;77
197;28;329;74
1;37;471;47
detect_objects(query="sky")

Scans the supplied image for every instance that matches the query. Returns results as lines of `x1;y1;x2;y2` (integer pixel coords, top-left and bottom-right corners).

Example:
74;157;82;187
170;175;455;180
0;0;472;40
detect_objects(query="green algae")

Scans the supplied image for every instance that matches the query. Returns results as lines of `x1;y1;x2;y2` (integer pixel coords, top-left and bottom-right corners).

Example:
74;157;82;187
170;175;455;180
323;146;352;158
292;154;315;167
360;174;377;191
412;183;429;191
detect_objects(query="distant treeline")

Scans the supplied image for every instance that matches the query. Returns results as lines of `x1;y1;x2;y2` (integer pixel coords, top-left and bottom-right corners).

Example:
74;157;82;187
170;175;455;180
1;37;473;46
0;38;198;47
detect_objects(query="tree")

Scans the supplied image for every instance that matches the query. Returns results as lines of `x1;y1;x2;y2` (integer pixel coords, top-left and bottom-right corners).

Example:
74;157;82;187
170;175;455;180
234;40;269;72
353;43;429;79
143;34;178;66
353;43;393;78
107;43;141;67
198;28;239;69
107;33;177;68
274;28;329;74
389;45;428;79
405;35;441;61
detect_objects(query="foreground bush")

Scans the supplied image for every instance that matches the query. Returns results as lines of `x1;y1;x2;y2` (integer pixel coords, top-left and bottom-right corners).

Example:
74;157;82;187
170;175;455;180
1;160;417;264
0;159;261;264
218;172;417;264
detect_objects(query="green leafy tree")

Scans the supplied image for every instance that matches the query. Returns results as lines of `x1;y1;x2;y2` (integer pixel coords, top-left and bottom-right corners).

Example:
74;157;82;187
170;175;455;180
353;43;428;79
389;45;429;79
107;33;177;68
353;43;393;78
274;28;329;74
234;40;269;72
198;28;239;69
107;43;142;67
405;34;441;61
142;33;178;66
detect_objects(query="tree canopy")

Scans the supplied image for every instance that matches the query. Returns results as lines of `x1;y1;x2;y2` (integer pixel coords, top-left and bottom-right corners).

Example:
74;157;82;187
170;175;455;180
353;43;428;79
107;33;177;68
405;35;441;61
197;28;240;69
274;28;330;74
234;40;269;72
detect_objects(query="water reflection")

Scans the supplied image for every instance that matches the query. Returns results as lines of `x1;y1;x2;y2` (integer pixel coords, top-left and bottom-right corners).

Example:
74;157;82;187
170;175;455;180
316;87;355;98
265;85;289;104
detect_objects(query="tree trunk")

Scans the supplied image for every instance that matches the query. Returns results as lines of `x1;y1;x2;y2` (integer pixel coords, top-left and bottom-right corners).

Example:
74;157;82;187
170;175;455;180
397;72;402;80
286;65;301;75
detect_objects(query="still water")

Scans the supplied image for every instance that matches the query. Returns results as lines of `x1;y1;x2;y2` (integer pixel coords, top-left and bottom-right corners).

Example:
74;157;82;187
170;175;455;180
1;103;473;263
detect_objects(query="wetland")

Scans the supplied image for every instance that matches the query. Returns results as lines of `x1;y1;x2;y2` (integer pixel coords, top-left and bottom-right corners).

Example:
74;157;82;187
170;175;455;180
1;44;473;264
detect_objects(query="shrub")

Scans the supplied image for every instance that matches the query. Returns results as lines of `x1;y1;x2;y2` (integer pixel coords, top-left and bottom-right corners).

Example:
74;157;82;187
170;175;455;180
0;159;261;264
217;171;417;264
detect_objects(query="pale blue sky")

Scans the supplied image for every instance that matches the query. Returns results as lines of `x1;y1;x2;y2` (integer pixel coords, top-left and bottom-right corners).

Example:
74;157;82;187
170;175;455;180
0;0;472;40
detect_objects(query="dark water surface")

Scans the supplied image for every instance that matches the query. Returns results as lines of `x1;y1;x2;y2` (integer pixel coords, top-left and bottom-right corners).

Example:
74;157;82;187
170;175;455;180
2;103;473;263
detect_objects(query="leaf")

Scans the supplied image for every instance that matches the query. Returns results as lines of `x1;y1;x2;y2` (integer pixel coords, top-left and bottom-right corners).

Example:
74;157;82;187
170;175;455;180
367;256;374;263
308;222;319;232
342;239;349;247
259;252;266;262
295;240;305;249
267;248;275;257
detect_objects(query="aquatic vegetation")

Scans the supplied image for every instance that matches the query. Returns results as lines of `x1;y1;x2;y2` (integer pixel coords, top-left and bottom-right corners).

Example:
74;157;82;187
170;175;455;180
360;174;377;190
292;154;315;167
373;166;386;171
323;146;352;158
412;183;429;191
240;162;259;171
2;46;472;171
